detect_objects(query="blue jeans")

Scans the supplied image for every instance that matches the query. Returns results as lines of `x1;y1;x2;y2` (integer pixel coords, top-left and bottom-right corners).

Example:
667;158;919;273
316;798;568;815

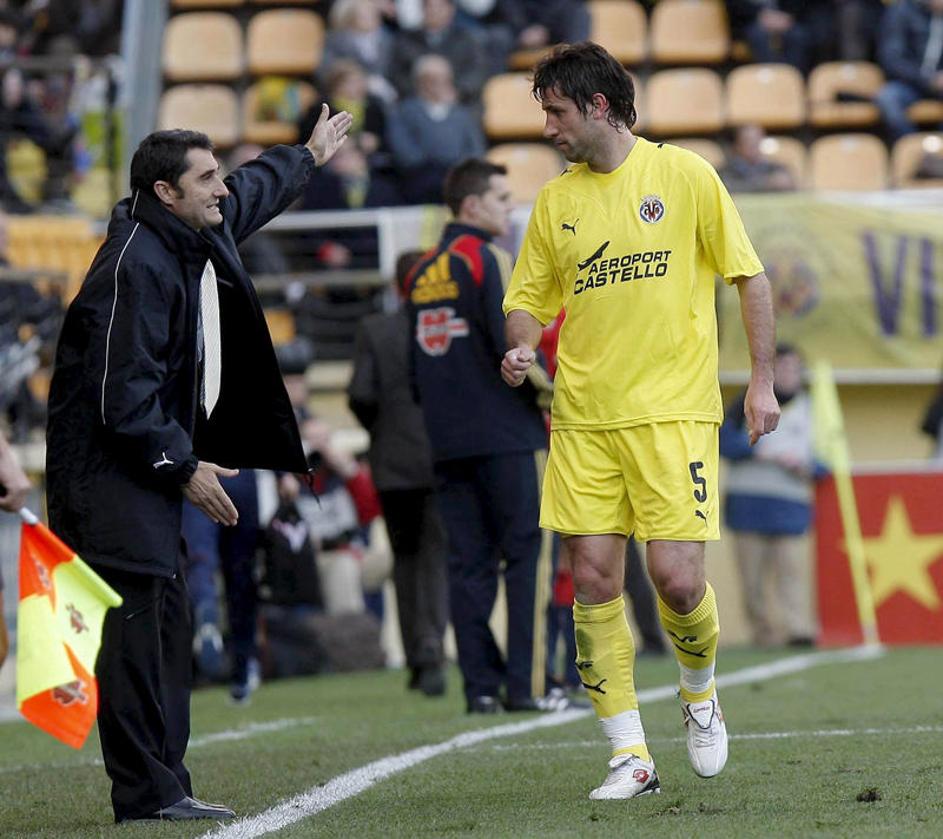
182;469;260;686
875;80;929;141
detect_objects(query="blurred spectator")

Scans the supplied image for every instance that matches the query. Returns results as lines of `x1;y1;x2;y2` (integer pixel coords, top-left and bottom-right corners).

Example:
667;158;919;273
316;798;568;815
183;470;262;704
321;0;397;103
348;249;450;696
0;66;76;209
387;54;486;204
29;0;123;57
300;60;389;169
720;124;796;193
227;144;289;277
301;142;402;268
920;365;943;460
726;1;833;71
876;0;943;141
390;0;491;106
0;9;22;64
499;0;591;53
0;427;31;673
833;0;884;61
720;344;824;647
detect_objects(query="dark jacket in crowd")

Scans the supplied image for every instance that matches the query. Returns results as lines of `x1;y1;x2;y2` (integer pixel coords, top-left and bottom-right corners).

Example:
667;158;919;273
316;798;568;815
46;144;313;577
348;308;437;491
390;24;490;104
406;222;548;462
878;0;943;94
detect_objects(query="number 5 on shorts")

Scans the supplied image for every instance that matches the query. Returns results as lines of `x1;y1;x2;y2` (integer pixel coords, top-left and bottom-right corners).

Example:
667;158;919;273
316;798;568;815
689;461;707;503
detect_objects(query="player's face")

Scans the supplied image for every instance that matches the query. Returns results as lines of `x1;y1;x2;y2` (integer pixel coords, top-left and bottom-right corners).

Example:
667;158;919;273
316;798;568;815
474;174;514;237
161;147;229;230
541;87;595;163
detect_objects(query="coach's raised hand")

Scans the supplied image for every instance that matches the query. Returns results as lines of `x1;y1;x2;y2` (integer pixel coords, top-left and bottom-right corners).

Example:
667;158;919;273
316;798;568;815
305;104;354;167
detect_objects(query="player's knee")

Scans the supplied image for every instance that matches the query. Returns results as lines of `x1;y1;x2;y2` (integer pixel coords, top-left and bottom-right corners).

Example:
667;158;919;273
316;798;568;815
571;558;622;604
656;575;705;615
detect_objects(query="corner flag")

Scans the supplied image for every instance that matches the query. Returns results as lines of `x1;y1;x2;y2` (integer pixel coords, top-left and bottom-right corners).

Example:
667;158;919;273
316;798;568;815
16;510;122;749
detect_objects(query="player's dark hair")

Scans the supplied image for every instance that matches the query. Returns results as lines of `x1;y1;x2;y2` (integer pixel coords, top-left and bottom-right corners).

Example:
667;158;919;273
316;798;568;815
395;249;425;294
532;41;637;131
443;158;507;217
130;129;214;196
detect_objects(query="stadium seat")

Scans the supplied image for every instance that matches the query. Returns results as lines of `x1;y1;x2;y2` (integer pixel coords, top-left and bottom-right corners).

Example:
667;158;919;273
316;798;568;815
907;99;943;126
247;9;324;76
891;133;943;188
158;85;240;148
264;308;297;345
727;63;805;130
6;215;101;295
758;135;807;187
664;138;726;169
242;79;316;146
508;47;552;72
486;143;566;203
162;12;243;82
590;0;647;66
808;62;883;129
650;0;730;65
644;69;724;135
483;73;545;140
808;134;888;191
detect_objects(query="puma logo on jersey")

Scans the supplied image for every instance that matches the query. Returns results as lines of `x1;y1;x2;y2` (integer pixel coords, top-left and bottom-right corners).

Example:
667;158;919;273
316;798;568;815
695;510;707;521
577;240;610;271
152;452;174;469
561;219;579;235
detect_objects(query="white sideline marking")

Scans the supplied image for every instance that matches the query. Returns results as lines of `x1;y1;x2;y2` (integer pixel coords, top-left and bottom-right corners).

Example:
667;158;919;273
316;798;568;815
201;645;884;839
482;724;943;753
0;717;317;776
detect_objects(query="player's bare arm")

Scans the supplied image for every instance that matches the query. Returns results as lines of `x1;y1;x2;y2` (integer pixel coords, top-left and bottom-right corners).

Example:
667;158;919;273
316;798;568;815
735;272;780;444
502;309;543;387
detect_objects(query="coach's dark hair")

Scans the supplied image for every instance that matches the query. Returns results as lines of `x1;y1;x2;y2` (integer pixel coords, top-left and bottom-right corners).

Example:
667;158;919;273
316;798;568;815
532;41;637;130
129;129;214;196
443;158;507;217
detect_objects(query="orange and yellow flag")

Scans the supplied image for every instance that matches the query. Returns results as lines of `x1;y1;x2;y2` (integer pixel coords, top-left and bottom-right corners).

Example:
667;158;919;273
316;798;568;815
16;514;122;749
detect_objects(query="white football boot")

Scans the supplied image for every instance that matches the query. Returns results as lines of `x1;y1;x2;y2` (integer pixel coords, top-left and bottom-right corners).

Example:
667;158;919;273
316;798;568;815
681;689;728;777
589;754;661;800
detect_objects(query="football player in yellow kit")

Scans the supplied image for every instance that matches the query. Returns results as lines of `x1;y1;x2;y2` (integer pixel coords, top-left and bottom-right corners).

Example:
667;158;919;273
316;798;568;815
502;42;781;800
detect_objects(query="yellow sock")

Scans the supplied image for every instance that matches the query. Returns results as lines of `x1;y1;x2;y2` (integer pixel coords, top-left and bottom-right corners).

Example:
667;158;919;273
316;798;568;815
658;582;720;703
574;595;650;762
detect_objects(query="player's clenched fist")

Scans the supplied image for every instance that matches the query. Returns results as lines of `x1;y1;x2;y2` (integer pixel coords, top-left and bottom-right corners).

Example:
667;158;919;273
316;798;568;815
502;346;535;387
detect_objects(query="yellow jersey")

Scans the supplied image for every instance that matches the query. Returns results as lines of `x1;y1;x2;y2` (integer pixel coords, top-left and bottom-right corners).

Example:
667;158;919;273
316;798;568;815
503;137;763;430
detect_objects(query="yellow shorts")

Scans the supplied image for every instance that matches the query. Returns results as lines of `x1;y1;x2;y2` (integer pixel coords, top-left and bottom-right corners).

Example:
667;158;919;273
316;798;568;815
540;422;720;542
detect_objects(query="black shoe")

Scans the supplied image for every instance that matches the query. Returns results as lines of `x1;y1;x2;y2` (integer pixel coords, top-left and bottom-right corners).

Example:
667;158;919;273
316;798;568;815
121;796;236;822
787;636;815;648
506;687;588;713
467;695;503;714
418;665;446;697
407;667;422;690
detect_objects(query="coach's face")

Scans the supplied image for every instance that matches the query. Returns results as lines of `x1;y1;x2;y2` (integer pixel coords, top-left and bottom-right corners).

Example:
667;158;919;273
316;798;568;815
158;147;229;230
470;174;513;238
541;86;597;164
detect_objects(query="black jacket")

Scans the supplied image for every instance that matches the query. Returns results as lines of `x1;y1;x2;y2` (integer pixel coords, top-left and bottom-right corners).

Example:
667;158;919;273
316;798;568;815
878;0;943;94
46;144;313;576
347;309;436;492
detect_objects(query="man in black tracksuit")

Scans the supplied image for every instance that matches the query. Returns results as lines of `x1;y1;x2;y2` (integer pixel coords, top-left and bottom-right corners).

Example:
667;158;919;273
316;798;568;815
406;158;556;713
45;108;352;823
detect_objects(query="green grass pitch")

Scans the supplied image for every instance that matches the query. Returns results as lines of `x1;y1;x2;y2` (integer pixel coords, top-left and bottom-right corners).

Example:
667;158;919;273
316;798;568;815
1;647;941;838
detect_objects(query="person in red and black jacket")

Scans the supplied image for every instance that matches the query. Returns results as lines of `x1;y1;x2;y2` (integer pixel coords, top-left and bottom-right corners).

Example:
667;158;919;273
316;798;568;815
405;158;561;714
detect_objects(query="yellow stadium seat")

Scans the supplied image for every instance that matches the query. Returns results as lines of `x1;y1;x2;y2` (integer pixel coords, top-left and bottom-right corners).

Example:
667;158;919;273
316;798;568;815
664;138;725;169
507;47;552;72
590;0;647;65
727;63;805;129
808;61;883;129
162;12;243;82
242;79;317;146
486;143;566;203
6;215;101;295
809;134;888;191
650;0;729;65
891;133;943;188
644;69;724;135
758;135;807;187
907;99;943;125
158;85;240;148
483;73;545;140
247;9;324;76
264;308;297;345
